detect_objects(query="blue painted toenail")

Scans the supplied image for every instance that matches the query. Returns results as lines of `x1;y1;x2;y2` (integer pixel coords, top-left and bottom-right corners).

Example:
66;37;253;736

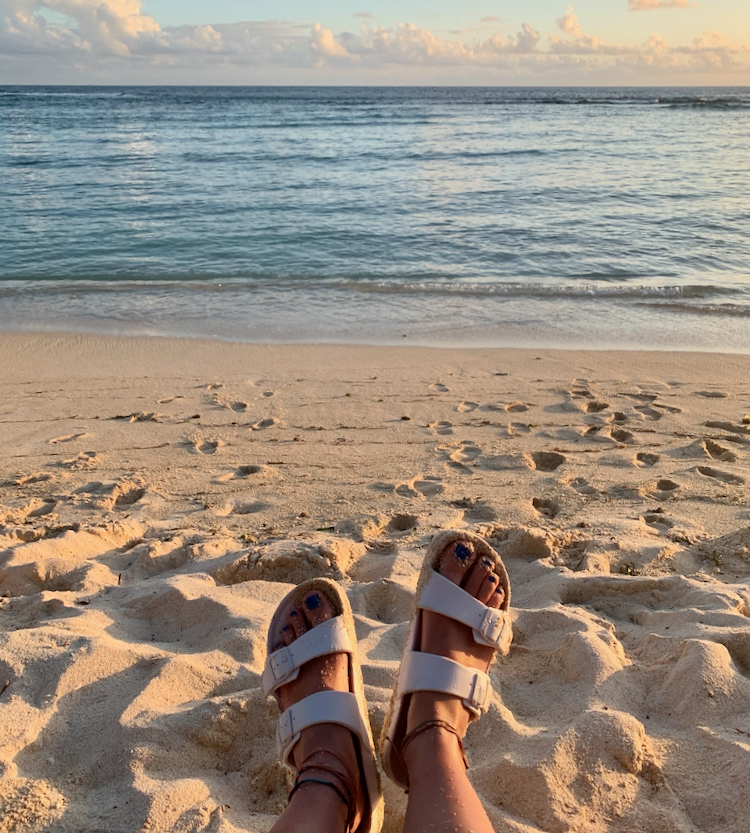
290;610;298;618
305;593;322;610
282;625;291;632
274;642;285;651
455;544;471;561
488;575;498;584
482;558;493;569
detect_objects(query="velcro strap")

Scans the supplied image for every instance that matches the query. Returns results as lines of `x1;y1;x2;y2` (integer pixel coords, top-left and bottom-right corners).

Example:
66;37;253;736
276;690;368;765
420;571;511;650
396;651;491;717
262;616;351;698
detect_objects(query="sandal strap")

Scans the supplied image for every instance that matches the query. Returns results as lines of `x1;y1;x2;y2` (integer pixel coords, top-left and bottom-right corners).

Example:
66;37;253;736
289;775;355;831
420;571;512;652
276;690;372;765
290;748;359;832
262;615;352;698
395;650;492;718
400;718;469;771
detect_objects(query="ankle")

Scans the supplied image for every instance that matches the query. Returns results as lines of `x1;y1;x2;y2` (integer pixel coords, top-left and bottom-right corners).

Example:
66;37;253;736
405;692;470;739
401;721;469;784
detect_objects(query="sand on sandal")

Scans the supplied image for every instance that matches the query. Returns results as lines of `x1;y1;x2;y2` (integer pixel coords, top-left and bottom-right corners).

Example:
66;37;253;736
1;333;750;833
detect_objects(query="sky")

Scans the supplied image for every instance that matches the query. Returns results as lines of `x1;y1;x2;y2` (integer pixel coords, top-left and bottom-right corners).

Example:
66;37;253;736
1;0;749;85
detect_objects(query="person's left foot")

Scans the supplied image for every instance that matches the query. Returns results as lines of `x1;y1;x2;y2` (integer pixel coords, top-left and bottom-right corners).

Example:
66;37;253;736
271;588;366;831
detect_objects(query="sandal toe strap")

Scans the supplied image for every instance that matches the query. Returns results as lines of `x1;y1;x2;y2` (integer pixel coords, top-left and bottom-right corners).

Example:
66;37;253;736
396;651;492;718
420;571;512;652
262;615;351;698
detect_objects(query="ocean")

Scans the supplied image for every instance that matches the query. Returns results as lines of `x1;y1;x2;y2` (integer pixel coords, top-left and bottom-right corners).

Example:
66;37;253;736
1;86;749;351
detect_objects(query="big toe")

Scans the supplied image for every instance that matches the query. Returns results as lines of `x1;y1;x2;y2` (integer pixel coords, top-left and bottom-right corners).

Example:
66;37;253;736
437;538;505;609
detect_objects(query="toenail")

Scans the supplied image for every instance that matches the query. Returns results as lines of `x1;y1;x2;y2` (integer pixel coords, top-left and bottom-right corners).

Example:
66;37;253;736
282;625;291;632
455;543;472;561
273;642;285;651
482;558;493;570
488;574;498;584
305;593;322;611
290;610;298;618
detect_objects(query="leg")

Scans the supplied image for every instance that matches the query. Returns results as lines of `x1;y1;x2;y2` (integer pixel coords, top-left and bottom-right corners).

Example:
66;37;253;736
402;539;505;833
269;589;368;833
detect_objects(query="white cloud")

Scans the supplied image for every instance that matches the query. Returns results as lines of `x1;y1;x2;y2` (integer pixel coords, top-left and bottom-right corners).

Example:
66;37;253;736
0;0;746;82
629;0;692;10
556;5;582;37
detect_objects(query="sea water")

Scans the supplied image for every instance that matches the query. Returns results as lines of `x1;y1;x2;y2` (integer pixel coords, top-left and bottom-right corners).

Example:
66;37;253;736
1;86;749;351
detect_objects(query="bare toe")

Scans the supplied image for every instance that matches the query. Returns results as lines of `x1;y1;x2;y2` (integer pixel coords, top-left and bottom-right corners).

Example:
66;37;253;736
477;572;504;607
288;606;307;638
438;540;479;587
301;589;335;627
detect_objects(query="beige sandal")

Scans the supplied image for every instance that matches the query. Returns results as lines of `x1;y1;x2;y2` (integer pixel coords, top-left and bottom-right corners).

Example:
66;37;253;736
379;530;512;791
263;578;383;833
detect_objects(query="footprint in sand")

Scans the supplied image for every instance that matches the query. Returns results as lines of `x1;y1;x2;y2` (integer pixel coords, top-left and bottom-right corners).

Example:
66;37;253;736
530;451;566;472
13;472;54;485
231;501;269;515
533;497;560;519
504;402;530;413
49;432;88;444
428;421;454;436
157;396;184;405
634;405;662;421
387;513;420;532
450;498;497;522
59;451;99;470
696;390;728;399
456;401;479;413
703;439;737;463
442;443;481;474
652;478;680;495
228;401;249;413
214;464;266;483
566;476;598;495
696;466;745;485
395;476;445;498
612;412;628;424
635;452;660;468
184;438;223;455
705;420;750;437
586;401;609;414
642;511;675;533
609;428;635;445
251;417;279;430
114;485;146;508
429;382;449;393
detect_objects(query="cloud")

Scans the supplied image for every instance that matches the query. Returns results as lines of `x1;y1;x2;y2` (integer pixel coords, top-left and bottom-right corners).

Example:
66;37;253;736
0;0;746;82
556;5;582;36
629;0;692;10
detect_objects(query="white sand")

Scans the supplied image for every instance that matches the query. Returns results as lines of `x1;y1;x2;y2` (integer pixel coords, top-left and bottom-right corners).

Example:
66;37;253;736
1;333;750;833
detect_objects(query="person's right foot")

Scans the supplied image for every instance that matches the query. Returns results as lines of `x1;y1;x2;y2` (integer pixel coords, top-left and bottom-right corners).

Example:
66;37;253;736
404;538;505;754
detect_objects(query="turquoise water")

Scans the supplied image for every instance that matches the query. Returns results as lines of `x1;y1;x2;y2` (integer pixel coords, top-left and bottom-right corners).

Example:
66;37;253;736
2;86;749;350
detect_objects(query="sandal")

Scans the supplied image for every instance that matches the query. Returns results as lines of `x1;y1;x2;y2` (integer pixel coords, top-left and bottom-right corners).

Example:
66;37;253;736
379;530;512;791
262;577;383;833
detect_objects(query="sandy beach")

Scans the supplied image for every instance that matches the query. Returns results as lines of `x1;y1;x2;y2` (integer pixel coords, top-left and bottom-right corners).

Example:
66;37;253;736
1;332;749;833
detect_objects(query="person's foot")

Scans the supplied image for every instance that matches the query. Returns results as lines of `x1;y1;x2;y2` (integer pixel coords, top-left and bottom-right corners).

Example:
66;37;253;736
271;589;366;831
403;539;505;764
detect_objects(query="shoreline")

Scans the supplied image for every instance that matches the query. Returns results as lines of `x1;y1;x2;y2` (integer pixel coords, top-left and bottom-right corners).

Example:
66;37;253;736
2;332;750;832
